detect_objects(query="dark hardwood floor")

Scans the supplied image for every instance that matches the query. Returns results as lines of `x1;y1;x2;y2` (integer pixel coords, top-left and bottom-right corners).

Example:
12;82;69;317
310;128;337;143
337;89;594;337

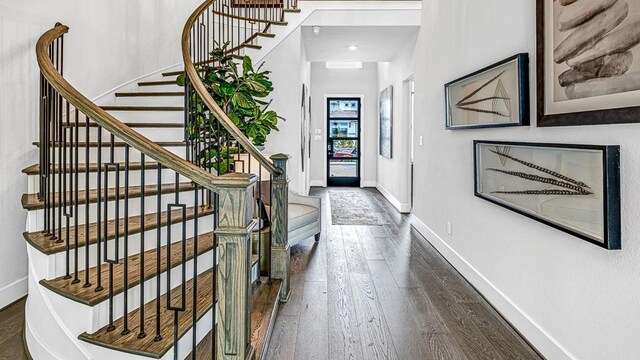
0;297;29;360
266;187;542;360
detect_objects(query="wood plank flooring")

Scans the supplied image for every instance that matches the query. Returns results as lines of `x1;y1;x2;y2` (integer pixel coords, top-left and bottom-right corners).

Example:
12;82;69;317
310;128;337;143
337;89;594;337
266;187;542;360
0;298;29;360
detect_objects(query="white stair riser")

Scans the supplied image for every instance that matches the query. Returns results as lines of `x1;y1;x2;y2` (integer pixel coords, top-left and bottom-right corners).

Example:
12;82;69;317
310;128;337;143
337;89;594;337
27;169;192;195
42;214;215;279
73;127;185;143
46;145;187;162
88;251;215;332
134;84;183;92
102;109;184;123
115;95;184;107
26;192;210;231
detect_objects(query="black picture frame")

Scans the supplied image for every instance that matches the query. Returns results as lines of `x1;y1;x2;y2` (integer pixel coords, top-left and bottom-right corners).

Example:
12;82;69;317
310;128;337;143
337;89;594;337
445;53;530;130
474;140;621;250
536;0;640;127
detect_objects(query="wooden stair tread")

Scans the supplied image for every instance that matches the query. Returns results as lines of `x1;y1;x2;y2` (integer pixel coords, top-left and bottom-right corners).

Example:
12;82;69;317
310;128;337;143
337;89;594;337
79;269;215;358
41;232;216;306
62;122;184;128
162;71;184;77
22;162;160;175
251;279;281;360
22;182;195;211
101;106;184;111
115;92;184;97
33;141;186;148
256;32;275;38
270;21;287;26
138;80;177;87
283;8;301;12
24;205;214;255
243;43;262;50
186;279;280;360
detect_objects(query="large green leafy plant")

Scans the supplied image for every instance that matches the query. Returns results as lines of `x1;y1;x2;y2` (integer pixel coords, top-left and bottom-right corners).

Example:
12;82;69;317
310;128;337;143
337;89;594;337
177;42;283;173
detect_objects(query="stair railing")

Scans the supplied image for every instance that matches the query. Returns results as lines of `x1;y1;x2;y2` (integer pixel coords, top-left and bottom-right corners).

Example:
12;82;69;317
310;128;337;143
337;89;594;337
182;0;295;359
36;23;259;360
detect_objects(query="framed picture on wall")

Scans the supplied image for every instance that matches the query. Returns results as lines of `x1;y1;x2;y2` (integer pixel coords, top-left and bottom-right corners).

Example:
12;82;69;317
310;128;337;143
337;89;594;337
445;53;530;130
537;0;640;126
379;86;393;159
474;140;621;249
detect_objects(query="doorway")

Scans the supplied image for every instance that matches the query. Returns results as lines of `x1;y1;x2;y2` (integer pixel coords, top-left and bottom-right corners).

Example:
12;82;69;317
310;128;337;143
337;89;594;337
326;98;361;187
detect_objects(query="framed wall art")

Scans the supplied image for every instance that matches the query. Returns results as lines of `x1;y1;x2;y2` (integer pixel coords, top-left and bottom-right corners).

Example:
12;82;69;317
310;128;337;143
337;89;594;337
474;140;621;249
537;0;640;126
379;86;393;159
446;53;530;129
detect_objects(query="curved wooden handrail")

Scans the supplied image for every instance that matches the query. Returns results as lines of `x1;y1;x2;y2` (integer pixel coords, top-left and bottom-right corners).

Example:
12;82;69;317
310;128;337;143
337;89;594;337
182;0;282;175
36;24;253;191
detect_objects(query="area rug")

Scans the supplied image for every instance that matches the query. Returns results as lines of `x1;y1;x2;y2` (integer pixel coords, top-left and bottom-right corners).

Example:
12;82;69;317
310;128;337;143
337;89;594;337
329;191;385;225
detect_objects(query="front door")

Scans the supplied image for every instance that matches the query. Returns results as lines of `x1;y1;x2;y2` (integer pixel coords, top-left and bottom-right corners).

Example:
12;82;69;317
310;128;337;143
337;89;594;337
327;98;361;187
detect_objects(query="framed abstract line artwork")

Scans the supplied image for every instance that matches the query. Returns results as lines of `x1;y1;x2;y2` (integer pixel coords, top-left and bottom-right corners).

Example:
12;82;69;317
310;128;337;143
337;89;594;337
446;53;530;130
474;141;621;249
379;86;393;159
537;0;640;126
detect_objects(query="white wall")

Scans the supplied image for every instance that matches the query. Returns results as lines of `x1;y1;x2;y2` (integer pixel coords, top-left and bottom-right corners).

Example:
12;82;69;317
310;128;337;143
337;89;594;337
309;62;379;187
412;1;640;359
377;36;417;212
261;28;311;195
0;0;199;309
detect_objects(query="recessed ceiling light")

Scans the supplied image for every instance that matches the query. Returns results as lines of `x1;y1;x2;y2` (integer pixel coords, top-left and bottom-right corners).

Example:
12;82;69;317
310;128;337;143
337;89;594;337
312;26;321;36
348;45;358;51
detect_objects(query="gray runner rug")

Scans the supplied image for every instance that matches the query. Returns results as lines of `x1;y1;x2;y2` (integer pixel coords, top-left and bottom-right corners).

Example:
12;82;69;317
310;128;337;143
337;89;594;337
329;190;385;225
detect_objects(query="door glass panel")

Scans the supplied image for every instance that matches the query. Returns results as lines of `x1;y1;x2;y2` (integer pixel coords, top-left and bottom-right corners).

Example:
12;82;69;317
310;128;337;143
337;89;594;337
329;100;359;118
329;159;358;177
329;120;359;138
332;140;358;158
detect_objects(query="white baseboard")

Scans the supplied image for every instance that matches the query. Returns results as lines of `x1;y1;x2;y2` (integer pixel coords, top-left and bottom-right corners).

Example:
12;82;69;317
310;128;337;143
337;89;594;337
0;276;28;310
409;215;577;360
376;183;411;213
309;180;325;187
361;180;377;188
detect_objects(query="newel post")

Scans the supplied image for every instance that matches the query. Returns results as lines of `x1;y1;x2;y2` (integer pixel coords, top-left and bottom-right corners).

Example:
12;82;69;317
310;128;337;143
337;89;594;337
270;154;291;302
215;173;257;360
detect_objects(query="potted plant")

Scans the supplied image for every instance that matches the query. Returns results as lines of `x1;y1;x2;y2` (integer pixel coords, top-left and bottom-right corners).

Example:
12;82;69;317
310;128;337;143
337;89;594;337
177;42;283;174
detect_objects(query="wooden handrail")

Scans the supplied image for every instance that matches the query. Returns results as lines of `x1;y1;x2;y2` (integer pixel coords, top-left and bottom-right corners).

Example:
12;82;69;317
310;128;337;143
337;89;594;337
36;24;253;191
182;0;282;176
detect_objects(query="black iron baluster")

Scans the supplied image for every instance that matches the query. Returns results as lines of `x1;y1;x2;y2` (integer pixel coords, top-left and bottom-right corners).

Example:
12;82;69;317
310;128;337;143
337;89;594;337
63;100;71;279
138;153;147;339
122;145;131;335
191;184;199;359
72;110;80;284
103;162;120;332
83;115;91;288
95;126;104;292
155;164;163;342
166;203;187;360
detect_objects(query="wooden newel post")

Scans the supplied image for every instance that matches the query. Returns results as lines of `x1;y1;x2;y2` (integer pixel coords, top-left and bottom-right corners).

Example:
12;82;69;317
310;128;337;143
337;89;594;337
270;154;291;302
215;173;257;360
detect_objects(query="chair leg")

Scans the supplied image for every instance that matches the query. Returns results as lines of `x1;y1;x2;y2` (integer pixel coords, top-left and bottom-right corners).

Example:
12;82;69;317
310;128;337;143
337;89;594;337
314;233;320;242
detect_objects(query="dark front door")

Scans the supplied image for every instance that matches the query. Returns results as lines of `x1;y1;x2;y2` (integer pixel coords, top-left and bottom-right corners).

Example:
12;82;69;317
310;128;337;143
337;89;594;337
327;98;361;187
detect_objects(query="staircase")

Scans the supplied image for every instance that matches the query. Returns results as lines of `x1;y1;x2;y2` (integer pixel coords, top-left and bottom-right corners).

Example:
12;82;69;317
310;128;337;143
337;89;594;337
23;1;305;359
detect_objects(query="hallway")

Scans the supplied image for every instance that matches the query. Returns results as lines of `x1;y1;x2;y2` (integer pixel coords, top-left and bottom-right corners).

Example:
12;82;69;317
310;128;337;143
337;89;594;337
266;188;541;360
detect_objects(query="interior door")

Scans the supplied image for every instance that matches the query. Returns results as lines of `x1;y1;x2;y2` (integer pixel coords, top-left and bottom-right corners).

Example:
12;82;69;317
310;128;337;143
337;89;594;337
327;98;361;187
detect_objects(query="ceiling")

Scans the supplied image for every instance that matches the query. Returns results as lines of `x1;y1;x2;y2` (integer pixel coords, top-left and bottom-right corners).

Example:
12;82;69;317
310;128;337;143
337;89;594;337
301;26;419;62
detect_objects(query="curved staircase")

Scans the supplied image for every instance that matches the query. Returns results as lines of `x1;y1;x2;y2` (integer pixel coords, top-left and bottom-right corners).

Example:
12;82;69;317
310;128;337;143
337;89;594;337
22;0;306;359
